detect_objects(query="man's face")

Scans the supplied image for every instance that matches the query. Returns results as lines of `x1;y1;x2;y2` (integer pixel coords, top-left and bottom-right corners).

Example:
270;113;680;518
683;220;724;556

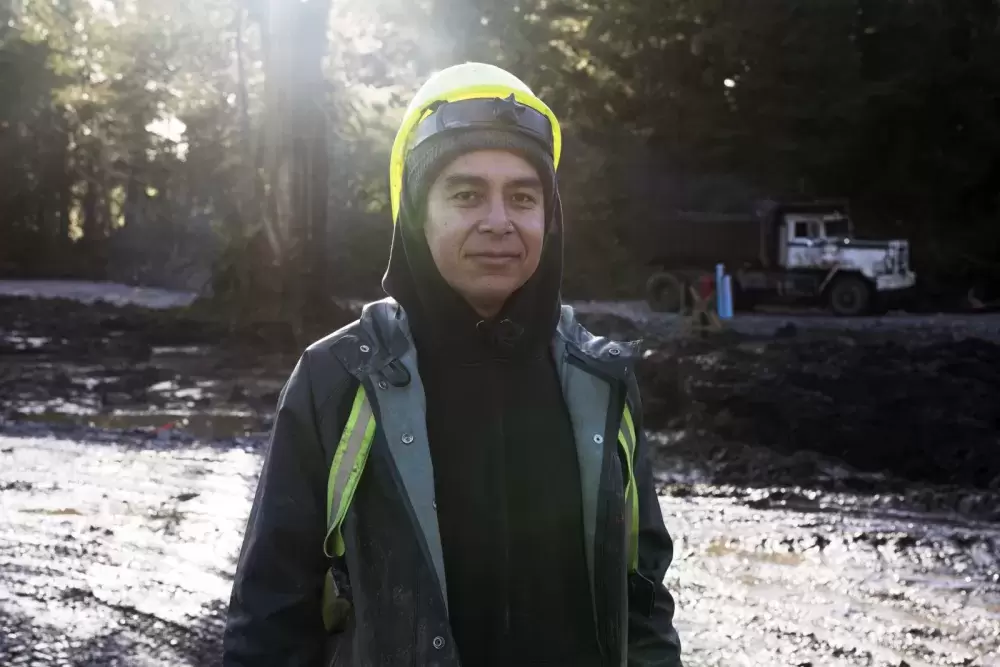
424;149;546;317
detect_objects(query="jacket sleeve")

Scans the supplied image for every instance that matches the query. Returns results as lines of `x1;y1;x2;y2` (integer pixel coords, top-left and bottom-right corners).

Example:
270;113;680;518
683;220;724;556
626;376;684;667
222;351;353;667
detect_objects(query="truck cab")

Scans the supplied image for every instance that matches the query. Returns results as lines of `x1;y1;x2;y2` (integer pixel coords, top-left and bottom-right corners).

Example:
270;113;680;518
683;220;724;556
773;205;916;314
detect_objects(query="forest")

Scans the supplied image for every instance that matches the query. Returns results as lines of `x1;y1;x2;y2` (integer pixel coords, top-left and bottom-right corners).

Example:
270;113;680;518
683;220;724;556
3;0;999;331
3;5;1000;664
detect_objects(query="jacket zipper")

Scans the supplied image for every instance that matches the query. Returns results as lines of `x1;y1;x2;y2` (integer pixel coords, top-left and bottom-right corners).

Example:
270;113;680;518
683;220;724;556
492;359;512;659
596;388;629;666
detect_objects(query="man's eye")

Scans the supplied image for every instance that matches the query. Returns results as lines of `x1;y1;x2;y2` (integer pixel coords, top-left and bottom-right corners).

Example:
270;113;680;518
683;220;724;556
511;192;538;207
452;191;482;204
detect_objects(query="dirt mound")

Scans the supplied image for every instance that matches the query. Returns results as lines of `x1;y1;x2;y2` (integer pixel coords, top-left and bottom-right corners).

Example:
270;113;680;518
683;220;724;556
0;296;223;356
0;294;354;354
636;331;1000;489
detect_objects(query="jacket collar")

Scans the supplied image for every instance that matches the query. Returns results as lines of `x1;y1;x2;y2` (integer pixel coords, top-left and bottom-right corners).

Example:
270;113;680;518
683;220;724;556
329;298;641;387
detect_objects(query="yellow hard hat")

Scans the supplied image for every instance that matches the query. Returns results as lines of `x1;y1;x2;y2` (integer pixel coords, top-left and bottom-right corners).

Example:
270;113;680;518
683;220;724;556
389;62;563;224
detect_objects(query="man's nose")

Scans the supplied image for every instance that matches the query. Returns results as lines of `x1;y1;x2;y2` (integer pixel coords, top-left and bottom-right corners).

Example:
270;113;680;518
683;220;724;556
477;192;512;234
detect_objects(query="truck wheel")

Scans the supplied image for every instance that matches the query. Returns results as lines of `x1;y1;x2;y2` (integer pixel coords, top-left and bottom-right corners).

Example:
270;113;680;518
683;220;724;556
646;272;685;313
827;274;872;316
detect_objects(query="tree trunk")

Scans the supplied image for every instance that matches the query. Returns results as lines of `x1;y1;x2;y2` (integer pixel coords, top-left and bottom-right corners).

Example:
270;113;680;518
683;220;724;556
259;0;336;344
293;0;331;308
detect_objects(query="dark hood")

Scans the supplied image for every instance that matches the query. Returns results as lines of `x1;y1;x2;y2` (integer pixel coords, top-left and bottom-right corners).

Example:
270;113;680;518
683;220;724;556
381;188;565;364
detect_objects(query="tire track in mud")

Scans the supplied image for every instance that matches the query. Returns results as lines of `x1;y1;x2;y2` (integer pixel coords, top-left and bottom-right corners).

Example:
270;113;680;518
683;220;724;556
571;300;1000;343
3;430;1000;666
663;488;1000;667
0;433;260;666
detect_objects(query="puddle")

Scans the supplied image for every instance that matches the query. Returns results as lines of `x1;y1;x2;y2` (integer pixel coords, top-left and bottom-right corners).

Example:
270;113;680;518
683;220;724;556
0;333;52;351
151;346;212;356
3;333;285;442
95;411;263;439
19;508;85;516
15;409;265;440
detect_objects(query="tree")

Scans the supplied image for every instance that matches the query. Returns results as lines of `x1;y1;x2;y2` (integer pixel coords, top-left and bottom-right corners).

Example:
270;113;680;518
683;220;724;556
3;0;998;302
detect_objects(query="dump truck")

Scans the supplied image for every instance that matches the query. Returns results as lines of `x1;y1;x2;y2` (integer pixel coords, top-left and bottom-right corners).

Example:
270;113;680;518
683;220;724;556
643;200;917;316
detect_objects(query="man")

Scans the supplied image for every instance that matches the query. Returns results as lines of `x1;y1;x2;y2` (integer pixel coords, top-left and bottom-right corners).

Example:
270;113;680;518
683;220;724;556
223;62;683;667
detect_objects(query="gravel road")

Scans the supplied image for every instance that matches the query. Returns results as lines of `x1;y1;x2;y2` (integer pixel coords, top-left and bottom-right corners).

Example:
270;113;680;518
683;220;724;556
0;430;259;666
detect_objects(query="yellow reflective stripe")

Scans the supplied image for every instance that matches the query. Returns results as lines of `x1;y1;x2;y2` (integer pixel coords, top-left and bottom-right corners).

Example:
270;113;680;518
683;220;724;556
619;405;640;573
617;430;634;508
622;406;636;454
323;386;376;558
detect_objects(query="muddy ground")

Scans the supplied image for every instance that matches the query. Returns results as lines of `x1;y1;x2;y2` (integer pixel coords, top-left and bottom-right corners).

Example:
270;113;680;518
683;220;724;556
1;295;999;666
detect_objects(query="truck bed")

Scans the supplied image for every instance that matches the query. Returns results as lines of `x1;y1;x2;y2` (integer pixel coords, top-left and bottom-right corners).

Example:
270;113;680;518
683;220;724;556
644;212;765;269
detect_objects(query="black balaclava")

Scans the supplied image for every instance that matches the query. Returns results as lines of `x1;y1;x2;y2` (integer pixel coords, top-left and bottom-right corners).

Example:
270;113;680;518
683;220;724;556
381;127;565;361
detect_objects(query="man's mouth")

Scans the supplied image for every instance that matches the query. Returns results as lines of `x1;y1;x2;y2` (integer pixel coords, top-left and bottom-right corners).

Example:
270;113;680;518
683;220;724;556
467;251;520;260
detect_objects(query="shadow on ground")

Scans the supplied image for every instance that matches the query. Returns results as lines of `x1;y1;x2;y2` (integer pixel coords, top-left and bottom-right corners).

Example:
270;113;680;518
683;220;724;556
0;598;225;666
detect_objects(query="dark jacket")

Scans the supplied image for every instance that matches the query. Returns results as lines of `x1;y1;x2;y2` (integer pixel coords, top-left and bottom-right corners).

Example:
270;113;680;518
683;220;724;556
222;300;683;667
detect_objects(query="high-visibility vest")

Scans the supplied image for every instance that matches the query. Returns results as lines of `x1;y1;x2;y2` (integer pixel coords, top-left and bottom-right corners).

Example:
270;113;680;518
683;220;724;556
320;384;641;630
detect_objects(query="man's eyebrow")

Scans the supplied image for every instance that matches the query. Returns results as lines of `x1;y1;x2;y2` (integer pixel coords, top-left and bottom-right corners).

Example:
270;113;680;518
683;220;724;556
505;176;543;190
442;173;488;189
441;174;543;190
